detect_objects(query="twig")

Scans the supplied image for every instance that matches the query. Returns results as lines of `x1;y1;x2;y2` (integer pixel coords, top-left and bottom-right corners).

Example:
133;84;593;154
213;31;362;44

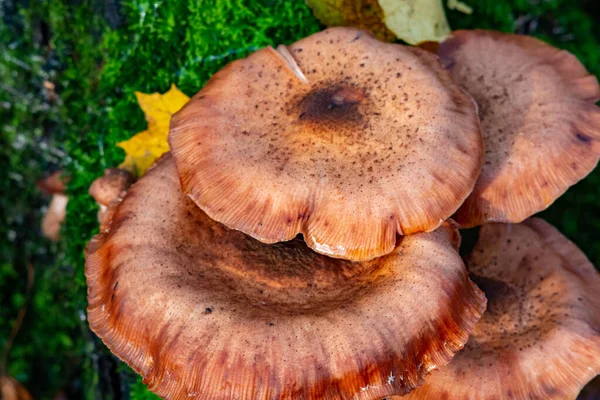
0;263;35;376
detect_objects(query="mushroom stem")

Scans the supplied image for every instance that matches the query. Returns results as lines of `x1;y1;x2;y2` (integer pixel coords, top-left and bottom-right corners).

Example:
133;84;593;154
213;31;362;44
274;44;309;84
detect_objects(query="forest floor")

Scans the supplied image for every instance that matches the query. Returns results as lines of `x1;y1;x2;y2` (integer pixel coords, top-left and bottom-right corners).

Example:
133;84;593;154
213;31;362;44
1;0;599;398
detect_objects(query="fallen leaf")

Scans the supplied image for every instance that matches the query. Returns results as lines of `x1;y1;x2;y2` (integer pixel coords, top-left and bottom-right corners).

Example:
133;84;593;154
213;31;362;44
378;0;451;44
306;0;453;45
117;84;189;176
306;0;396;42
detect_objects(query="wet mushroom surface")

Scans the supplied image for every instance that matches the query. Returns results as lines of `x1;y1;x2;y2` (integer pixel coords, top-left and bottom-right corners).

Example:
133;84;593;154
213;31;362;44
85;154;486;400
438;30;600;227
169;27;482;261
396;218;600;400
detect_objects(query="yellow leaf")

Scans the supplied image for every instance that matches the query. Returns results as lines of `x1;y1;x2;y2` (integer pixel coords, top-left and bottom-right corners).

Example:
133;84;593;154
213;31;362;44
117;84;190;176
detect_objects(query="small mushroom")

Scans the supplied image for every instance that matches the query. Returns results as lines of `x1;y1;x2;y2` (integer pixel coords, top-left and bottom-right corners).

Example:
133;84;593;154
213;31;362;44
37;171;69;241
396;218;600;399
88;168;135;224
0;376;32;400
36;170;67;195
169;27;482;261
41;193;68;241
437;30;600;227
85;154;486;399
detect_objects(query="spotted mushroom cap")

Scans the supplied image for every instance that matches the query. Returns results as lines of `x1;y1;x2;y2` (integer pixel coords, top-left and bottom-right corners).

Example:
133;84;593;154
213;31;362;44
169;27;482;261
397;218;600;400
85;154;485;400
438;30;600;227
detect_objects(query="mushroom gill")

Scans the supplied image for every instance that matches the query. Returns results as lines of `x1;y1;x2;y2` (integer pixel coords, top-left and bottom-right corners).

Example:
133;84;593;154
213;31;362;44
85;154;485;400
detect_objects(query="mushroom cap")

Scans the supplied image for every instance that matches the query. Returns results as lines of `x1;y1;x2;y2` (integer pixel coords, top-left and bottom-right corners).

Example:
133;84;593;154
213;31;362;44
0;377;32;400
41;193;68;241
169;27;482;261
36;170;67;195
88;168;135;207
85;154;486;400
398;218;600;400
438;30;600;227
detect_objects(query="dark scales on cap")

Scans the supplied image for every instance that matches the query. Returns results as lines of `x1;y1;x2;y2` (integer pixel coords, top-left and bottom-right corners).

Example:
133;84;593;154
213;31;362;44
169;27;483;261
296;85;365;127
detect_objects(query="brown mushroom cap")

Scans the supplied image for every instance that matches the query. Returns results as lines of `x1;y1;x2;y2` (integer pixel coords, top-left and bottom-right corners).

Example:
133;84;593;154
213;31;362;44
438;30;600;227
397;218;600;400
89;168;135;226
0;377;32;400
169;27;482;261
86;154;485;399
88;168;135;207
36;170;67;195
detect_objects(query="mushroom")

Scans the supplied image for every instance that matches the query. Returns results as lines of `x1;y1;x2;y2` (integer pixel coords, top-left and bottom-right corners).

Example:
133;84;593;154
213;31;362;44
41;193;68;241
37;170;69;241
36;170;67;195
88;168;135;224
169;27;482;261
436;30;600;227
86;154;486;399
0;377;32;400
393;218;600;399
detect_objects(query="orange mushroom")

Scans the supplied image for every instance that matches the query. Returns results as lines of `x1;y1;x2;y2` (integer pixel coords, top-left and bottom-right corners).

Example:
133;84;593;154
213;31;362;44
0;376;32;400
394;218;600;400
36;170;67;195
169;27;482;261
88;168;134;224
37;170;69;241
86;154;485;399
437;30;600;227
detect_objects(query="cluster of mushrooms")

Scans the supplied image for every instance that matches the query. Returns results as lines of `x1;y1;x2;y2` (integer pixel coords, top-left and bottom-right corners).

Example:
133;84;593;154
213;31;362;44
85;28;600;399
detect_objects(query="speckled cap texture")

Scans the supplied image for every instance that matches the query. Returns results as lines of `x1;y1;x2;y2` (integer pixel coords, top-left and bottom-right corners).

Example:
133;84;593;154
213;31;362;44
398;218;600;400
439;30;600;227
168;27;483;261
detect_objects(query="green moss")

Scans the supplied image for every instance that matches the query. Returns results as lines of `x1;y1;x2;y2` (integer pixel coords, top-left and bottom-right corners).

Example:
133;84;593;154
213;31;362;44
0;0;103;397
